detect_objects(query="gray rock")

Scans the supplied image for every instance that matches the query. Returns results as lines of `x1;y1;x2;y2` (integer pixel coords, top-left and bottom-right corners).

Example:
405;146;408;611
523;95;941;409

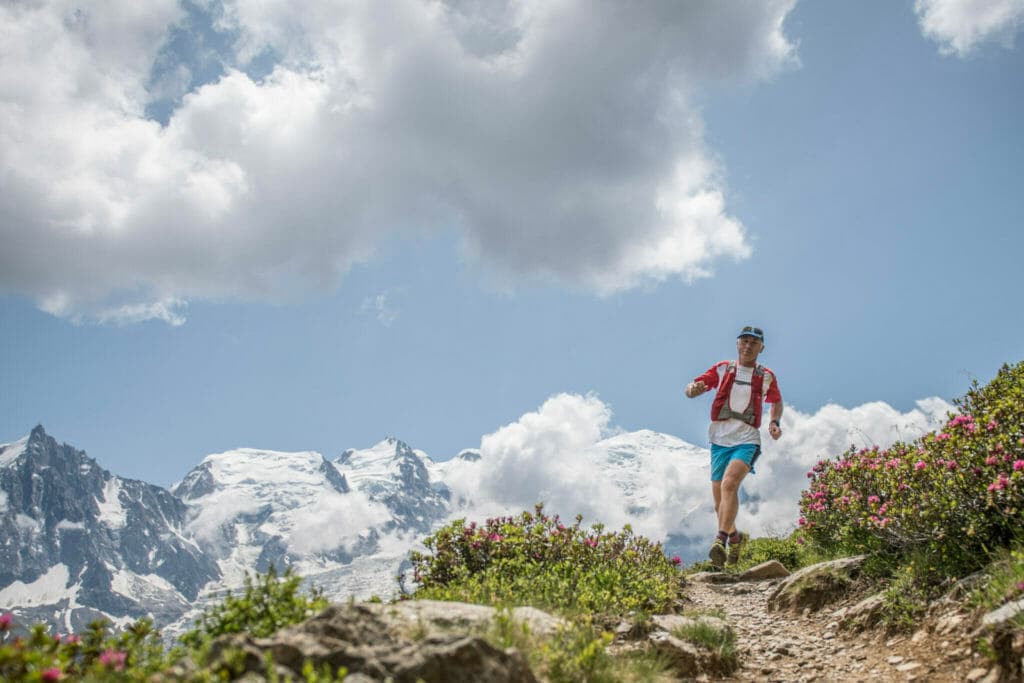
202;603;538;682
839;592;885;632
738;560;790;582
766;556;867;613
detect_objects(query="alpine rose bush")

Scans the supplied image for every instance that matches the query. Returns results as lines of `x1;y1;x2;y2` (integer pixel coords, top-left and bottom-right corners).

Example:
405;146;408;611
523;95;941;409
800;361;1024;578
409;504;684;617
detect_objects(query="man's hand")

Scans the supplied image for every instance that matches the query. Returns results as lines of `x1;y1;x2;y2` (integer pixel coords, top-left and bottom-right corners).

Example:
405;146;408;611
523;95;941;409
768;422;782;440
685;381;706;398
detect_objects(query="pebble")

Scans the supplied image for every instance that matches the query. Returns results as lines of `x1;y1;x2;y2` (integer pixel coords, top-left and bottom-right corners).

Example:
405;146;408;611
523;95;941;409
887;655;905;665
896;661;922;672
965;668;989;682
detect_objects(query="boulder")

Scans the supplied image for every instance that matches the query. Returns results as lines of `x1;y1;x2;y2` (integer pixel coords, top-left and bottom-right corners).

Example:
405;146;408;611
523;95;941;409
839;592;885;632
647;614;738;678
196;603;538;682
767;555;866;613
361;599;567;639
738;560;791;582
972;598;1024;682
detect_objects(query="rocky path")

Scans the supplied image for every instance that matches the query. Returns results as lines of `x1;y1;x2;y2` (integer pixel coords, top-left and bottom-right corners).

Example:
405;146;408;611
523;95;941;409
684;575;990;682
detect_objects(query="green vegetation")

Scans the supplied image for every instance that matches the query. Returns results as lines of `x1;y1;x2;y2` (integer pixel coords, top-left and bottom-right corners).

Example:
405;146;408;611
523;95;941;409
0;566;342;682
409;503;685;619
798;360;1024;628
671;619;737;671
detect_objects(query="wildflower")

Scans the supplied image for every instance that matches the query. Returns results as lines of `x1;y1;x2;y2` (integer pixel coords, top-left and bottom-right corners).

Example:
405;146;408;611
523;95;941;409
671;555;682;566
986;456;999;465
946;461;958;471
868;495;880;504
41;668;63;682
796;536;805;545
806;471;814;478
798;517;806;526
987;420;998;431
1016;581;1024;592
1014;460;1024;472
99;650;127;670
915;461;927;471
935;433;951;441
0;613;11;630
488;533;502;542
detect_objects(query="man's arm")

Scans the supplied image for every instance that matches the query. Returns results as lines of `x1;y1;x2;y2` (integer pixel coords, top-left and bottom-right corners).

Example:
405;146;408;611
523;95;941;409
768;399;784;440
685;365;720;398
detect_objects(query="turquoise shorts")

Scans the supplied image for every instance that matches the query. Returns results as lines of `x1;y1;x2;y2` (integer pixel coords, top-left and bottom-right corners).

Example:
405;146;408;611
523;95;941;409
710;443;760;482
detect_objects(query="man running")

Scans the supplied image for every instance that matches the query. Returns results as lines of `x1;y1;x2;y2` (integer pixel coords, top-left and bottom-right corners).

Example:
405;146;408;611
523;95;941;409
685;326;783;569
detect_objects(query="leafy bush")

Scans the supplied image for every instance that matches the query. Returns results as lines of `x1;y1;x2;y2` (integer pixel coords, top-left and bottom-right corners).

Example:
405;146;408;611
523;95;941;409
971;542;1024;623
0;566;333;681
409;504;685;618
180;564;328;648
799;361;1024;582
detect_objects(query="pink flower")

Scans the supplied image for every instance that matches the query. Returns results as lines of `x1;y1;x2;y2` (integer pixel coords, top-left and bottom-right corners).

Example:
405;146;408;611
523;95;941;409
806;471;814;478
99;649;127;670
796;536;805;545
41;668;63;682
1016;581;1024;592
868;495;880;504
488;533;502;542
671;555;682;566
898;483;909;491
986;456;999;466
946;460;959;471
915;461;927;471
935;433;951;441
1014;460;1024;472
798;517;806;526
0;613;11;631
987;420;998;431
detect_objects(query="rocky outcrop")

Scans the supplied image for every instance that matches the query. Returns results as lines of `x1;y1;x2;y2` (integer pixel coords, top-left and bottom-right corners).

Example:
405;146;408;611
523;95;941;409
767;555;866;613
189;603;538;682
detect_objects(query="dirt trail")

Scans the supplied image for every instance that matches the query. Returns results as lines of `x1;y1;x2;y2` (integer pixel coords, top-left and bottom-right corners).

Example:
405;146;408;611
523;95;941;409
684;575;989;682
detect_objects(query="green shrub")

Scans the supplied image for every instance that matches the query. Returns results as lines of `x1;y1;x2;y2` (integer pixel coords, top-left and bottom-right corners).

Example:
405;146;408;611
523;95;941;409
409;504;685;618
971;542;1024;623
180;564;328;648
799;361;1024;584
0;566;332;681
671;618;737;671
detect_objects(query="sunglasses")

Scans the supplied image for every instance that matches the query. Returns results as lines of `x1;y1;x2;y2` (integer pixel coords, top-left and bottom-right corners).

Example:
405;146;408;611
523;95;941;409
740;326;763;336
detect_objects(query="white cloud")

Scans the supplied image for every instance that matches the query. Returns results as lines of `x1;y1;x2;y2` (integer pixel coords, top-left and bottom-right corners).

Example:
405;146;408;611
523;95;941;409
915;0;1024;56
446;392;953;559
288;491;392;554
0;0;797;323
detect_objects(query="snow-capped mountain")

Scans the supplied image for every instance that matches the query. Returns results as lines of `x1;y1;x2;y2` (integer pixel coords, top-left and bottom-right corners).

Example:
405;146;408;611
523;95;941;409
0;426;218;633
0;426;713;637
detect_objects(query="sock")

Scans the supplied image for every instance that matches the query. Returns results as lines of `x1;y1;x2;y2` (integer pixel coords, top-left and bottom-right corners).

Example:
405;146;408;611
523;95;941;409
728;531;742;545
716;530;729;544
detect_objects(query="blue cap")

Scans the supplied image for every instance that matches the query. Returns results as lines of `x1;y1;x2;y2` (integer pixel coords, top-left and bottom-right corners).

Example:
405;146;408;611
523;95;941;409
737;325;764;341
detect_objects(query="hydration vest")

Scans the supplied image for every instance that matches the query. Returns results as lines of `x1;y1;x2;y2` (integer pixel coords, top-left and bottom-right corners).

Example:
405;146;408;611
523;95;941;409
711;362;769;428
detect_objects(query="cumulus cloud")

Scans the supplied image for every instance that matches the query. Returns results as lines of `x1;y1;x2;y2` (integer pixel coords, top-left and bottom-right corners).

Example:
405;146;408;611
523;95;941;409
446;392;953;561
0;0;797;323
915;0;1024;55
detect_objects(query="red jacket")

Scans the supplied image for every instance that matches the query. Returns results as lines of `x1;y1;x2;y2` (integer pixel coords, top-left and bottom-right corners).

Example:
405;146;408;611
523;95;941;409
693;361;781;429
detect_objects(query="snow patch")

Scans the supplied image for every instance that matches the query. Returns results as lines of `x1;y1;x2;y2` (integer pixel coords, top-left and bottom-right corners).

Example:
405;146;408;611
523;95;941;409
0;490;7;512
110;567;179;600
15;513;41;533
97;477;126;529
0;435;29;466
56;520;86;531
0;564;71;606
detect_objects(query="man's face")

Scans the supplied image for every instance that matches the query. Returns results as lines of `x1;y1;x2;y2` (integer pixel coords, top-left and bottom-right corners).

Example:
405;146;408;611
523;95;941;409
736;335;764;364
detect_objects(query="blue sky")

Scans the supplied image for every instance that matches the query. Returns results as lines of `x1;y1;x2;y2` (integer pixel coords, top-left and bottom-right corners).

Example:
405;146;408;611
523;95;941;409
1;0;1022;488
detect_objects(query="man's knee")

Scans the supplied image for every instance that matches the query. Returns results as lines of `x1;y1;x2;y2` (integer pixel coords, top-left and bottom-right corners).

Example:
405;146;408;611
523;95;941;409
721;474;743;495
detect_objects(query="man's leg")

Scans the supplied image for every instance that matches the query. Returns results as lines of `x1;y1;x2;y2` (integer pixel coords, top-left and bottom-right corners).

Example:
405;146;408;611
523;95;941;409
717;459;750;534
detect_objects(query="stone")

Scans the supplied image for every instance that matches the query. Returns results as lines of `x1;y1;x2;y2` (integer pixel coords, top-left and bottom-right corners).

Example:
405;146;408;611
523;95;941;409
198;602;539;682
895;661;922;672
838;592;885;632
965;668;989;682
767;556;866;614
887;655;905;665
738;560;791;582
689;571;740;584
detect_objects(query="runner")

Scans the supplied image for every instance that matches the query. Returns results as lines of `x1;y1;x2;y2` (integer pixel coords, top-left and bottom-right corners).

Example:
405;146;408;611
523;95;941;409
685;326;784;569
